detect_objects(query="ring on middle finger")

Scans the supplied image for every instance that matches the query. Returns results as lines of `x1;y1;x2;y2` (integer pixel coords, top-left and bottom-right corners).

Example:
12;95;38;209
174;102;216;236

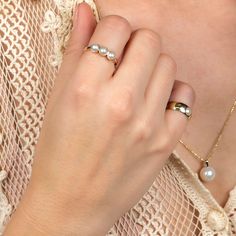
84;43;118;68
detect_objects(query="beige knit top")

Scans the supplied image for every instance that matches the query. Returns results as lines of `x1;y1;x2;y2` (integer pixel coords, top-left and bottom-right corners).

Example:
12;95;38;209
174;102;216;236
0;0;235;235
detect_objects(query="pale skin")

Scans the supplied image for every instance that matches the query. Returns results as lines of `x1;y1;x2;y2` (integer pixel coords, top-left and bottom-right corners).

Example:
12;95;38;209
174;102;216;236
3;0;235;235
95;0;236;206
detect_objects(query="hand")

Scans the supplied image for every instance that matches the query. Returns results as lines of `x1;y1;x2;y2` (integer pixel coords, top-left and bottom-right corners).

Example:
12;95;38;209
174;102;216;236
4;2;195;236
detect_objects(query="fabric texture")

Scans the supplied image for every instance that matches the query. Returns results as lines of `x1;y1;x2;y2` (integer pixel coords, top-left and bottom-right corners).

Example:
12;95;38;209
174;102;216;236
0;0;235;235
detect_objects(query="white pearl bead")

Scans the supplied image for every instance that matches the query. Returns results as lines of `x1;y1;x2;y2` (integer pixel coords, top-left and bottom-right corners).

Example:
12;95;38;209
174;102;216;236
200;166;216;182
99;47;108;56
185;107;192;116
107;51;116;60
90;44;100;52
180;106;186;113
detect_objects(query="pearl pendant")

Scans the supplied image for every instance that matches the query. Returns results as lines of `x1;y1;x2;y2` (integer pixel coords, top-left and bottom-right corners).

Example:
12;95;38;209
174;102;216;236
199;161;216;182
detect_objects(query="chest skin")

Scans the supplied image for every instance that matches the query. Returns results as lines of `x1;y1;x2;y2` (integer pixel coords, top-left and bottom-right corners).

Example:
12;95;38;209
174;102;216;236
94;0;236;207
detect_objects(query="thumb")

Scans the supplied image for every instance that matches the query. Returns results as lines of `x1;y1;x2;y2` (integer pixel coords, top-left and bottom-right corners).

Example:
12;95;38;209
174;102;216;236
47;3;97;112
63;2;97;66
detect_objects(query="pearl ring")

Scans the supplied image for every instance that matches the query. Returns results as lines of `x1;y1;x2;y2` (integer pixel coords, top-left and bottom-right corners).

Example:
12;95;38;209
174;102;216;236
84;43;118;68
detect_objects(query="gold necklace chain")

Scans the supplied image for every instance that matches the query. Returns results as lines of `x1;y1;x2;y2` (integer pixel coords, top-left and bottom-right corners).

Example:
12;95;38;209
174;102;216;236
179;99;236;163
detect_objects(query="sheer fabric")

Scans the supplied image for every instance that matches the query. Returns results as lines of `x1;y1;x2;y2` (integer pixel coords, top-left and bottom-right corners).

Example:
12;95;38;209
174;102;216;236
0;0;235;235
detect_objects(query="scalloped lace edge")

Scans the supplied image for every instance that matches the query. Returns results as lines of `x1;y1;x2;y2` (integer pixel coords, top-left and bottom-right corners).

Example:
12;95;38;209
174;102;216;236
40;0;100;67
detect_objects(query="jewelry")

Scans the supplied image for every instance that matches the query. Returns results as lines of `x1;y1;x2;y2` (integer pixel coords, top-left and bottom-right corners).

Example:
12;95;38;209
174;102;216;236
179;99;236;182
84;43;118;67
166;101;192;119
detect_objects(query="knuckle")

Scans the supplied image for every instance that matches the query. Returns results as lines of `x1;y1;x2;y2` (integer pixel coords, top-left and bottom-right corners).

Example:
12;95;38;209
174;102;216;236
101;15;132;35
107;89;133;122
134;119;152;142
74;82;96;101
155;134;172;152
159;53;177;74
149;131;172;154
135;28;161;48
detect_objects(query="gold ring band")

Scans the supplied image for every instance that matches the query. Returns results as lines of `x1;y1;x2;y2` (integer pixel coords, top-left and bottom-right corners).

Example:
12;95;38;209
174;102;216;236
84;43;118;67
166;101;192;119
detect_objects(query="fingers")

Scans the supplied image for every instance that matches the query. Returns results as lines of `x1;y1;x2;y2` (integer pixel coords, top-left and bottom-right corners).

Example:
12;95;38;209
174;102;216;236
145;54;177;120
76;15;132;83
112;29;161;103
164;81;196;142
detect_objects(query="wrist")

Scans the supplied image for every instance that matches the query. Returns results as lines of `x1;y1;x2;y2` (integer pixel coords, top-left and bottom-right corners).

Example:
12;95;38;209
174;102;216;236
4;182;63;236
4;204;50;236
4;181;109;236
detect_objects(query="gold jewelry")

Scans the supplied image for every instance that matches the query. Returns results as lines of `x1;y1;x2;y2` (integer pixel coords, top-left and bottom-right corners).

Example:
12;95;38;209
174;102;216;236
167;101;192;119
179;99;236;182
84;43;118;68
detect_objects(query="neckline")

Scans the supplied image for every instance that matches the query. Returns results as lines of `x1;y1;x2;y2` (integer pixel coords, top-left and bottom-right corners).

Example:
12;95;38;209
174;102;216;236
171;149;236;212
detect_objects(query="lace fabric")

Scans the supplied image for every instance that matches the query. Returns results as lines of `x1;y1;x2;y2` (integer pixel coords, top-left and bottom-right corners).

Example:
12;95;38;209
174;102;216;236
0;0;235;235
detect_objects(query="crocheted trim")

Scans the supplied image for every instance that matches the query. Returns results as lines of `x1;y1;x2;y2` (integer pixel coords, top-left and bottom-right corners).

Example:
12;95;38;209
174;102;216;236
224;185;236;212
224;186;236;234
0;171;12;235
40;0;100;67
170;151;232;235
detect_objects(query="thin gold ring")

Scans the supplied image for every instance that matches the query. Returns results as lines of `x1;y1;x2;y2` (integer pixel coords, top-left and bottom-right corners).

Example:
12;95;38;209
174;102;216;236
166;101;192;119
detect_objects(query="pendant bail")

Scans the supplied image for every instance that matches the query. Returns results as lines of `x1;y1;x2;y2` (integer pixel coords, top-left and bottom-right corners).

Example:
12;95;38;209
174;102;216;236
205;160;209;167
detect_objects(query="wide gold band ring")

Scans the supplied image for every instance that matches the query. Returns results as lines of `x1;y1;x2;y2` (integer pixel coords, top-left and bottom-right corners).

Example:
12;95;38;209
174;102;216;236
84;43;118;68
166;101;192;119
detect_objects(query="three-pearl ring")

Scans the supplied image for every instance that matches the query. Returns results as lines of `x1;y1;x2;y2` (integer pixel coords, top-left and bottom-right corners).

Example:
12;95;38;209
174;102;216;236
84;43;118;68
166;101;192;119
